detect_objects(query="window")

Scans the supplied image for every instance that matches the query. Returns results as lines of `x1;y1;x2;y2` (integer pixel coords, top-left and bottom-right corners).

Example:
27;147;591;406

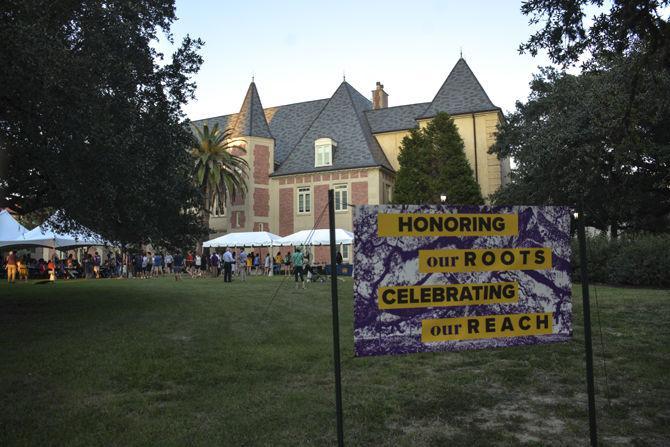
382;183;393;204
341;244;350;261
314;138;336;167
211;196;225;217
297;187;311;214
334;184;348;212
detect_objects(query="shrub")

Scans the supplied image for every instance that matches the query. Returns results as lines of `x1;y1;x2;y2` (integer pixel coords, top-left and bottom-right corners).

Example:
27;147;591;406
570;233;670;288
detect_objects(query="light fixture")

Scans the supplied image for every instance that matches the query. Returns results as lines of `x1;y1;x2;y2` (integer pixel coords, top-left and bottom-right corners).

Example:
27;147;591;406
440;194;447;203
573;212;579;219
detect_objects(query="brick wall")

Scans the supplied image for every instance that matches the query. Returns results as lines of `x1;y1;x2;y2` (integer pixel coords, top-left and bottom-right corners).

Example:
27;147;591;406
352;181;368;205
253;188;269;217
279;188;294;236
314;184;329;229
253;145;269;185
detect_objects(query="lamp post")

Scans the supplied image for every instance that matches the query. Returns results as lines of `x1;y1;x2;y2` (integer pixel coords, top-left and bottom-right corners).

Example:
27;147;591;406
440;194;447;204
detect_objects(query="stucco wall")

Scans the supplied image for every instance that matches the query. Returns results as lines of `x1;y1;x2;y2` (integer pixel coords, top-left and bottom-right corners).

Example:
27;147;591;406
374;110;506;200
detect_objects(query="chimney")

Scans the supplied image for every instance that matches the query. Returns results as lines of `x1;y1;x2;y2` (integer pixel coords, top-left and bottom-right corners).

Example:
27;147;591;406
372;81;388;109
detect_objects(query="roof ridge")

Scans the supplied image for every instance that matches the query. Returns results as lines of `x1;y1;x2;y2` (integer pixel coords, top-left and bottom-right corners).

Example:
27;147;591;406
192;98;330;124
274;86;339;165
458;58;496;109
263;97;330;110
342;83;394;170
364;101;431;113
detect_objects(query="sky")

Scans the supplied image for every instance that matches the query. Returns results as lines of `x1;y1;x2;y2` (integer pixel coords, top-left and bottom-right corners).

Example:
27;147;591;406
157;0;556;121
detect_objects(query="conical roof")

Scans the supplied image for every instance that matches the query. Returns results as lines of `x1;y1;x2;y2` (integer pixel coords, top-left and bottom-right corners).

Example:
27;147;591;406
273;81;393;175
420;58;498;118
232;82;273;138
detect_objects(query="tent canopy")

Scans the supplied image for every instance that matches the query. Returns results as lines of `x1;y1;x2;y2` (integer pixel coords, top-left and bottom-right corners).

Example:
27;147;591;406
0;212;107;249
275;229;354;247
0;210;28;244
203;231;282;248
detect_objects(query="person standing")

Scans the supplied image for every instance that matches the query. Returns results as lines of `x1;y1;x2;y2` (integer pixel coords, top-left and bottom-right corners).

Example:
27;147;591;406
164;252;173;274
145;252;153;278
47;258;56;282
274;252;283;275
238;248;247;282
210;251;219;277
253;253;260;275
173;251;184;281
194;253;202;278
246;251;253;276
222;247;234;283
292;248;305;289
185;251;194;275
264;253;271;276
6;252;17;282
283;251;291;276
152;252;162;277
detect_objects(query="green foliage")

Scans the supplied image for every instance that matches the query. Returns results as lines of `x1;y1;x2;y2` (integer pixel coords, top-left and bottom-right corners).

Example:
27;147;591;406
190;123;249;219
393;113;484;205
0;0;206;248
572;233;670;287
491;55;670;233
520;0;670;68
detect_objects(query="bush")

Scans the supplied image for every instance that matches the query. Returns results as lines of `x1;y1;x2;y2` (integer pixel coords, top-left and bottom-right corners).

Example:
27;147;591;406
571;233;670;288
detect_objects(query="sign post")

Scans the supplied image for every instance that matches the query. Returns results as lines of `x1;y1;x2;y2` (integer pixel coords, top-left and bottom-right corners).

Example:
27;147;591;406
576;206;598;447
328;189;344;447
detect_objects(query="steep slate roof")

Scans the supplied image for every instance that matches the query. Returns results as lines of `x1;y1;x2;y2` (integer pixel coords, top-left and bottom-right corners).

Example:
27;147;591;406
365;102;430;133
420;58;499;118
190;98;329;165
191;58;500;175
272;82;394;176
190;113;236;133
232;82;273;138
264;99;329;164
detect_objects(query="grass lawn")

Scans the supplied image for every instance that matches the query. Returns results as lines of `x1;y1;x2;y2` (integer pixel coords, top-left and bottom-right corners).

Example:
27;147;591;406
0;276;668;446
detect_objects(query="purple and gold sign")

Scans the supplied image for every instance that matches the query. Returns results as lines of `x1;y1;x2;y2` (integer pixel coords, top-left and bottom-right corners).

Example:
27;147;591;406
353;205;572;357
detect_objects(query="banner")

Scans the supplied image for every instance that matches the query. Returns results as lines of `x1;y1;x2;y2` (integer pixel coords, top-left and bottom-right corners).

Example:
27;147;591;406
353;205;572;357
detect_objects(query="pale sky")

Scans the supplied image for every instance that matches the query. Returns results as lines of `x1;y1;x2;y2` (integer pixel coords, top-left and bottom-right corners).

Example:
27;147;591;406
158;0;555;121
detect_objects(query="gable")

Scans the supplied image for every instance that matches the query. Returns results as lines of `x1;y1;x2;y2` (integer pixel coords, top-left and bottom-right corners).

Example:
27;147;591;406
273;82;393;176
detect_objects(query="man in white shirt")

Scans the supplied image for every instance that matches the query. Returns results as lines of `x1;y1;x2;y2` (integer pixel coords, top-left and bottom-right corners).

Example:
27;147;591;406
222;247;234;283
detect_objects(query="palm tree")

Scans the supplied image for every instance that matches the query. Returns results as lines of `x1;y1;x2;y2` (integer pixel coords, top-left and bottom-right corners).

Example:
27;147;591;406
190;123;249;225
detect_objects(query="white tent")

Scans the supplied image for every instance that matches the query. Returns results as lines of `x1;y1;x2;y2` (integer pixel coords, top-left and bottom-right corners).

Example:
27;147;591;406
203;231;282;248
0;210;28;244
275;229;354;247
0;213;107;249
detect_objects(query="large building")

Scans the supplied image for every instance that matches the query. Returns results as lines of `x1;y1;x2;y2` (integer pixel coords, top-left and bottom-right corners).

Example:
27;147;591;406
192;58;509;262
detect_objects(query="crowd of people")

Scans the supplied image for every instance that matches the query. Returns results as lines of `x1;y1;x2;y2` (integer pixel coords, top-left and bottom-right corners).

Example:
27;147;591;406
120;248;300;281
3;246;343;288
1;250;118;282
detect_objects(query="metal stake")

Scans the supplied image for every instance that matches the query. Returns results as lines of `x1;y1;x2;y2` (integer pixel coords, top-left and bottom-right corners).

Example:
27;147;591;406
328;189;344;447
577;204;598;446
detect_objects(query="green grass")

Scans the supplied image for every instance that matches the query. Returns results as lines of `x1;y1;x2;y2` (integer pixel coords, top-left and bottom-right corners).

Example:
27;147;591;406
0;276;668;446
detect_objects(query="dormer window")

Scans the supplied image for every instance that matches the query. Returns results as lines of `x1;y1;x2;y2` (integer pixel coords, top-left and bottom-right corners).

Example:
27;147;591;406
314;137;336;167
